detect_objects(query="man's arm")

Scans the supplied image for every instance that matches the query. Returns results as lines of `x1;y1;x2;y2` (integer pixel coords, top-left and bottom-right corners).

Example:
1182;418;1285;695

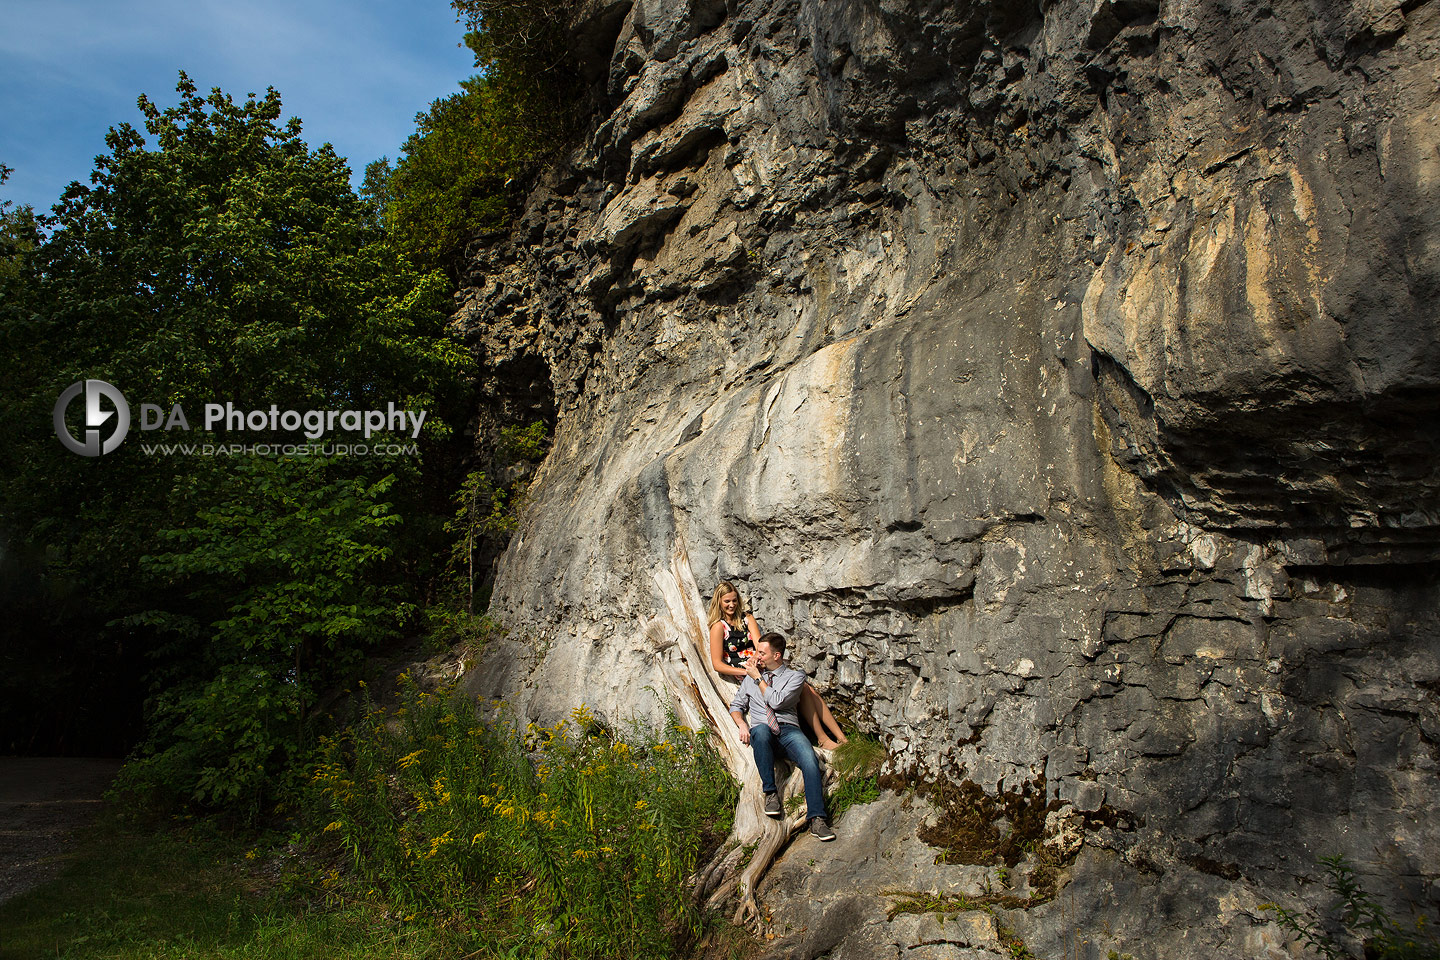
762;667;805;712
729;680;751;719
728;682;753;745
730;709;751;744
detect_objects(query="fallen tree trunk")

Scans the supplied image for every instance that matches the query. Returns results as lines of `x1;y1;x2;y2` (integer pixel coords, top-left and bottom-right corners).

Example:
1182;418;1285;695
645;539;830;928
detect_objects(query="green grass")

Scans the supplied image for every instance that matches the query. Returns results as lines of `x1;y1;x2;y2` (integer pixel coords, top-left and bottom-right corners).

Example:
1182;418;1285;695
0;816;470;960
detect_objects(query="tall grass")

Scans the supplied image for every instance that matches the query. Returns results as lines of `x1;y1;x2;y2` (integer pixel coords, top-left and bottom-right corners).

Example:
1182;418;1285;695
306;679;738;958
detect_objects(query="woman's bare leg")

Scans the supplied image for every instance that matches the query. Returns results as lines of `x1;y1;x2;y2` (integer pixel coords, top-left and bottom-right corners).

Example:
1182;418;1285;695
801;684;844;749
811;685;847;745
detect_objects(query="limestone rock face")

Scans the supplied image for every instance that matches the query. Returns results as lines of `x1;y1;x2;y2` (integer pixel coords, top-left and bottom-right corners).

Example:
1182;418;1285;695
458;0;1440;954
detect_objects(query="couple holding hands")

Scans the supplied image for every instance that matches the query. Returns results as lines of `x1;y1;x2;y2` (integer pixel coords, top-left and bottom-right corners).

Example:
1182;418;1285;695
706;580;846;841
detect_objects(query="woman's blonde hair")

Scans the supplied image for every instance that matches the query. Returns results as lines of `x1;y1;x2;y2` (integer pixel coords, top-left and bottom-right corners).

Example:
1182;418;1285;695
707;580;746;626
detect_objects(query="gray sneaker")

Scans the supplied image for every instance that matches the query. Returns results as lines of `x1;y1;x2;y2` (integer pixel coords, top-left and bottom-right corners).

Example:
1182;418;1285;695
763;792;782;818
809;816;835;841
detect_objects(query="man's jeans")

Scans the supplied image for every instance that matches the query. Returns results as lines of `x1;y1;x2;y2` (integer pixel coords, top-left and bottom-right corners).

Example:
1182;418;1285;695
749;723;827;821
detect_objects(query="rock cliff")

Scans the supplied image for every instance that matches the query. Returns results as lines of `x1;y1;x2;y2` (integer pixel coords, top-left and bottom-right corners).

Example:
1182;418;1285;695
458;0;1440;955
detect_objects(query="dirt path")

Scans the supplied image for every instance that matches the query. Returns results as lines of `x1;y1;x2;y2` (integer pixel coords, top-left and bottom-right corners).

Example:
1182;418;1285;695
0;757;123;906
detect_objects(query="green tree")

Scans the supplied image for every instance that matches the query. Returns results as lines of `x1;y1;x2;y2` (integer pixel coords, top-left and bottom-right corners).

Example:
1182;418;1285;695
120;456;412;816
372;0;582;272
23;74;464;412
0;164;41;281
0;75;470;775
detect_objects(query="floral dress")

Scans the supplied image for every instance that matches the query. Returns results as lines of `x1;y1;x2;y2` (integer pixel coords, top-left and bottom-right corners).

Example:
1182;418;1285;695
719;619;755;668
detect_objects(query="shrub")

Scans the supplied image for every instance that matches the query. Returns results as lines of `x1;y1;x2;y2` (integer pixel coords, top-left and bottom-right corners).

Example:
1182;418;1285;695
113;457;414;821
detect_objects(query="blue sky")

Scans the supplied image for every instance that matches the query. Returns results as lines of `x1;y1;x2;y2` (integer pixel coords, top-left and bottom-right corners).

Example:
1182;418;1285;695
0;0;477;212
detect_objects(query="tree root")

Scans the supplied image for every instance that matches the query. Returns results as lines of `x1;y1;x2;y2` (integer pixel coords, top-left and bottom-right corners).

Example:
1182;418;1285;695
732;807;808;929
694;843;747;907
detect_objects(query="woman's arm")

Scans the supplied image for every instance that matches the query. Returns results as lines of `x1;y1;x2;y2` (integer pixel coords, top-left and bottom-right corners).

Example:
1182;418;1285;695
709;621;747;677
744;614;760;643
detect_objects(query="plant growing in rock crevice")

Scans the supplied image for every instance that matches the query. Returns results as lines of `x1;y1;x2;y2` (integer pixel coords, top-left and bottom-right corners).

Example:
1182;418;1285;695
444;421;549;613
885;890;1040;957
1261;855;1439;960
898;773;1104;907
918;777;1057;869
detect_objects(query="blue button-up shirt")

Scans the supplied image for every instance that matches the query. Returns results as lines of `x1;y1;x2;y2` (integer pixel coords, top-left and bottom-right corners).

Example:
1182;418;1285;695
729;664;806;730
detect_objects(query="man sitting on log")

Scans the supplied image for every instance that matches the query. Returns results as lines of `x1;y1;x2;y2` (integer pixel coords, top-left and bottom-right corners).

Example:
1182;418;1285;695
729;632;835;842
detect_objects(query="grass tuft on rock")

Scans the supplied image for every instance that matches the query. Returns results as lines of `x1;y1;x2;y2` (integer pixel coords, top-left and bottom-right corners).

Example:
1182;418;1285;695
828;734;885;818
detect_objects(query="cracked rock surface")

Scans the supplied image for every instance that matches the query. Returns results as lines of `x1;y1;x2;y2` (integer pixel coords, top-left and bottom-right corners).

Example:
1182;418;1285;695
458;0;1440;954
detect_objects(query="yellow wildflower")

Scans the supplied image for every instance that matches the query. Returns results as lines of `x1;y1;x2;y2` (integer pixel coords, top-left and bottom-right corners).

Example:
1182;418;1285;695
426;831;453;859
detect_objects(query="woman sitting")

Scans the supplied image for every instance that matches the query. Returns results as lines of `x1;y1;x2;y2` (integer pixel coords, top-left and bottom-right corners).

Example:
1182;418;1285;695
707;580;848;750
